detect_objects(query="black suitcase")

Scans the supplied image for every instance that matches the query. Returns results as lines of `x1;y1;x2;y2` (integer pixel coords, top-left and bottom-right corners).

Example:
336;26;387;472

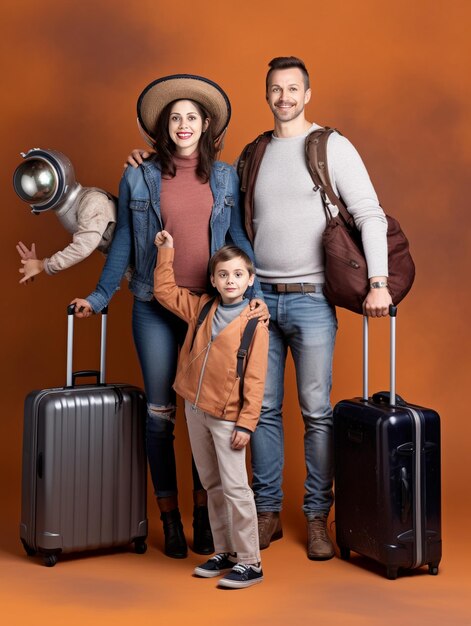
20;305;148;566
333;306;441;579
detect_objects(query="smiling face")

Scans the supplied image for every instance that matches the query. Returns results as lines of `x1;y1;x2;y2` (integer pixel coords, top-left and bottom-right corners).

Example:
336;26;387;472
168;99;209;156
266;67;311;124
210;256;255;305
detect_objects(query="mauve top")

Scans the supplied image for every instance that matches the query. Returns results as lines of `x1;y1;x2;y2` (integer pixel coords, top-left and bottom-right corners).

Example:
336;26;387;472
160;152;213;291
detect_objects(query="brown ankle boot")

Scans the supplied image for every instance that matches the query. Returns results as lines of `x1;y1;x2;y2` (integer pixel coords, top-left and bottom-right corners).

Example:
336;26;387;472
158;496;187;559
307;514;334;560
257;511;283;550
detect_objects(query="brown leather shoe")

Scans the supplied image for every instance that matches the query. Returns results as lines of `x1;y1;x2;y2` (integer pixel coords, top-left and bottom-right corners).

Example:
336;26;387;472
307;514;335;560
258;512;283;549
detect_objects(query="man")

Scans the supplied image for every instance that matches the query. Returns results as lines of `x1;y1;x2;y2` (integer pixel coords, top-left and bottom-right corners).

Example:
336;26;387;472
239;56;391;560
126;57;392;560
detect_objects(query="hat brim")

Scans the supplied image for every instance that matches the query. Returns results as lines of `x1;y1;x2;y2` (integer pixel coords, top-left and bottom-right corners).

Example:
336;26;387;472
137;74;231;142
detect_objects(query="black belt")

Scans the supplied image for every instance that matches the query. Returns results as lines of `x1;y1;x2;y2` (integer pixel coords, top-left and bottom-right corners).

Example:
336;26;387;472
260;282;324;294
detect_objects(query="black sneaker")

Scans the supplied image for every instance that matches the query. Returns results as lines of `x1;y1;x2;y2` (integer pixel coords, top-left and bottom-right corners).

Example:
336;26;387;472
193;553;236;578
218;563;264;588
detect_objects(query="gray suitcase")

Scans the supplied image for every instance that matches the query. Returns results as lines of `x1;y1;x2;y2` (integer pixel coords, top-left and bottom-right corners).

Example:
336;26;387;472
20;305;148;566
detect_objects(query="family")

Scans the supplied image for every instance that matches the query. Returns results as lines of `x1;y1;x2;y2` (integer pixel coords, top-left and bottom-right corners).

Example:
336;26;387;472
28;56;391;588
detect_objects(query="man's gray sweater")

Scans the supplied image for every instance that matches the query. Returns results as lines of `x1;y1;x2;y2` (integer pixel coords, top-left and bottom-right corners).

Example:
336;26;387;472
253;124;388;283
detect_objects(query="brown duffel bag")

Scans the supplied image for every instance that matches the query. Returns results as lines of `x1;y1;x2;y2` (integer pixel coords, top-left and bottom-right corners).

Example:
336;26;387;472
305;128;415;314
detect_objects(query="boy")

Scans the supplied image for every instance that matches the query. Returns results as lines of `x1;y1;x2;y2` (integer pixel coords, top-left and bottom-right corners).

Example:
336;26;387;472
154;230;268;588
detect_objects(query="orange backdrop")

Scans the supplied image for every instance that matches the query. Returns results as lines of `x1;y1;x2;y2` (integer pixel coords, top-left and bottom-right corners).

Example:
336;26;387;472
1;0;470;623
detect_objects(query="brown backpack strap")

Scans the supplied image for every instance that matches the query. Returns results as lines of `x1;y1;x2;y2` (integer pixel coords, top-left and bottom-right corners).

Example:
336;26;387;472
238;131;272;192
305;127;354;228
237;131;272;243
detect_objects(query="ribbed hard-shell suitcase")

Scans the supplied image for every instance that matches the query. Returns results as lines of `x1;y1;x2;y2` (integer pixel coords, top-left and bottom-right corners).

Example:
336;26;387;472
333;307;441;579
20;305;148;566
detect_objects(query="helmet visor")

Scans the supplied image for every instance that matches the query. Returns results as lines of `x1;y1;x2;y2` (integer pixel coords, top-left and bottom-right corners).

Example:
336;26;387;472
13;158;59;207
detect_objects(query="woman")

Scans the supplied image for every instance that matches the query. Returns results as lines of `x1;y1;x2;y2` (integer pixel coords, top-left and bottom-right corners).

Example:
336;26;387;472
71;75;264;559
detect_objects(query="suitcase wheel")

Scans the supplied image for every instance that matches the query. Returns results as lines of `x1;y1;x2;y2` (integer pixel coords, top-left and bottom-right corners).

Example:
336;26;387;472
339;547;350;560
386;566;398;580
21;539;37;557
134;539;147;555
428;564;439;576
43;554;58;567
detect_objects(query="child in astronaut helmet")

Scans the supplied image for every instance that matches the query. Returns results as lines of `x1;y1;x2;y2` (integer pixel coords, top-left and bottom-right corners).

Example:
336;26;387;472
14;148;116;284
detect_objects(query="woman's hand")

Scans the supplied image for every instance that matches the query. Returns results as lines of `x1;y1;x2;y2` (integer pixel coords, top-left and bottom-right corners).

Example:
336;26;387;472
70;298;94;318
154;230;174;248
231;429;251;450
247;298;270;324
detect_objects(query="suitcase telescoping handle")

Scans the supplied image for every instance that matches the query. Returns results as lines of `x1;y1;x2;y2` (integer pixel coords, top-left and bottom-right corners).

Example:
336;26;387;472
362;304;397;407
66;304;108;387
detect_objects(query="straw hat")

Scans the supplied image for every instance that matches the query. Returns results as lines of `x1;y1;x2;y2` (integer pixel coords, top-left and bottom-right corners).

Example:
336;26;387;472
137;74;231;143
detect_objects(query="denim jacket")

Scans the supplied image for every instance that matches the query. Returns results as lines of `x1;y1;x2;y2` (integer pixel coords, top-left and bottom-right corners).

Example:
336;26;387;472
86;159;260;312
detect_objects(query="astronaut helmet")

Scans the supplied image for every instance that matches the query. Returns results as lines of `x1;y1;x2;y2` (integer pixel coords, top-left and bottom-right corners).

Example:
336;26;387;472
13;149;79;214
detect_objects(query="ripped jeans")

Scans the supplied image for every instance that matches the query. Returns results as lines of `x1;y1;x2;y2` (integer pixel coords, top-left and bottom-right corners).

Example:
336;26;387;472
132;297;203;498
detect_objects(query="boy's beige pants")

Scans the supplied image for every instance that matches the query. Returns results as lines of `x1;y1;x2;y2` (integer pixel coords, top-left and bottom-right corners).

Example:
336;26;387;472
184;401;261;564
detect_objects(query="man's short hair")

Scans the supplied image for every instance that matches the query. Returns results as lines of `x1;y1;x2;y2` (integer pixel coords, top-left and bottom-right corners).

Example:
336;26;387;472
209;245;255;276
266;56;310;91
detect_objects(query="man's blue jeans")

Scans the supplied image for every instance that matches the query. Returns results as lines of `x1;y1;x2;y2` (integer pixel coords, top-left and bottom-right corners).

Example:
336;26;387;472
250;289;337;516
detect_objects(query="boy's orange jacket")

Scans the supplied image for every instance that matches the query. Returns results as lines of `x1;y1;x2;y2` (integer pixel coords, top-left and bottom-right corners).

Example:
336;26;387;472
154;247;269;431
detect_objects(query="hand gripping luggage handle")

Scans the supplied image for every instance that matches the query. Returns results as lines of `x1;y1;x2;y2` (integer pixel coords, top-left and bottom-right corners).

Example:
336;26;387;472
362;304;397;406
66;304;108;387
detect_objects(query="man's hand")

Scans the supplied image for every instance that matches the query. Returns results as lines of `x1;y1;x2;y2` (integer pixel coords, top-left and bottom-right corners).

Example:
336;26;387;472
231;429;251;450
154;230;174;248
124;149;152;169
247;298;270;325
70;298;94;318
363;279;392;317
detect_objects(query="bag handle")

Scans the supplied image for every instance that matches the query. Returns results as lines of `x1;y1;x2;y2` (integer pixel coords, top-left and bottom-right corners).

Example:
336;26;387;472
66;304;108;387
362;304;398;406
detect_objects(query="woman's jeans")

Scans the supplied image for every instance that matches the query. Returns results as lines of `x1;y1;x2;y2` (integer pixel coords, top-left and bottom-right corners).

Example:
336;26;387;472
132;297;203;499
250;289;337;516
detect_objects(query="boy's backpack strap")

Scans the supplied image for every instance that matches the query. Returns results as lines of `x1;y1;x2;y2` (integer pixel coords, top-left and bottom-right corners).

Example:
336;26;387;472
305;127;354;228
237;317;259;404
189;298;216;352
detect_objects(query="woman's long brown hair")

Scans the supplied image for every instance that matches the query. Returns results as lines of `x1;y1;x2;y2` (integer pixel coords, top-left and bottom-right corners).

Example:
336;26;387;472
151;99;217;183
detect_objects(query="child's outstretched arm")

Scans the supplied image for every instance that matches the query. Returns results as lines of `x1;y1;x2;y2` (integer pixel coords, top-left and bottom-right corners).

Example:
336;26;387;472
17;241;41;284
153;231;203;322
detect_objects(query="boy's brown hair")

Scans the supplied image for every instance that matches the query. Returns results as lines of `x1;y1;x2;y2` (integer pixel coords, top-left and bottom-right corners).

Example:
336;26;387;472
209;245;255;277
